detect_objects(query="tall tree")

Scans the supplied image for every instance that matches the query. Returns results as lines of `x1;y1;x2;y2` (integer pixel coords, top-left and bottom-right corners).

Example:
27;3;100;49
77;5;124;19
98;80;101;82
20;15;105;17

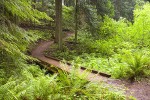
55;0;63;50
75;0;78;43
64;0;75;6
96;0;114;19
113;0;136;21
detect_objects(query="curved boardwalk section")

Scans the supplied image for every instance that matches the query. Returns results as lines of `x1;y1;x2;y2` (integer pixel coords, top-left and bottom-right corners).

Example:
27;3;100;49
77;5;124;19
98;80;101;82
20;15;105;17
31;33;150;100
31;34;109;82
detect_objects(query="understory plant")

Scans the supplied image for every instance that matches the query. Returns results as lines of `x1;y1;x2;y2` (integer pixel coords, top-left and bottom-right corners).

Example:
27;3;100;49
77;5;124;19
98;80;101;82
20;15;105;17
122;51;150;81
63;6;74;31
0;65;126;100
128;3;150;47
0;0;53;80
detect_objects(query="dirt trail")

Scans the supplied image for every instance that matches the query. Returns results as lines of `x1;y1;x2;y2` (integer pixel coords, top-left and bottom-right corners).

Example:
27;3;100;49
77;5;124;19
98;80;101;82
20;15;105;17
31;32;108;82
31;32;150;100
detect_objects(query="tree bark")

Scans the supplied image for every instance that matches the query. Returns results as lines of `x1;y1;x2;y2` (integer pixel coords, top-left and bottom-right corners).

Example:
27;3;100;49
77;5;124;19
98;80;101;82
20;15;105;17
32;0;36;29
55;0;62;50
75;0;78;43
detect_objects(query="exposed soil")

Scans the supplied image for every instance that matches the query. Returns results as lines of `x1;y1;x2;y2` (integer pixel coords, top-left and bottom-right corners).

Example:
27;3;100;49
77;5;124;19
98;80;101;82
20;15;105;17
107;78;150;100
126;80;150;100
31;32;150;100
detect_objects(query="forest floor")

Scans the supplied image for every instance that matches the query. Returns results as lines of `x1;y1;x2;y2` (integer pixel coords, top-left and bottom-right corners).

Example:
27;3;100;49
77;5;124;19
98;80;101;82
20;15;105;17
107;79;150;100
31;32;150;100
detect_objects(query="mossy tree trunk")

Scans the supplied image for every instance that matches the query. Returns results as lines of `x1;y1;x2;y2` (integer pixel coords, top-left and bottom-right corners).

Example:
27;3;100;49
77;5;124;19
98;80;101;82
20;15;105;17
55;0;63;50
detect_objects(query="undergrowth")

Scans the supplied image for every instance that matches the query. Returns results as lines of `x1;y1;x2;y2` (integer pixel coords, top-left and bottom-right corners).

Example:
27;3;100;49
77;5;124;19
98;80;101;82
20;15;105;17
45;3;150;80
0;65;126;100
46;32;150;80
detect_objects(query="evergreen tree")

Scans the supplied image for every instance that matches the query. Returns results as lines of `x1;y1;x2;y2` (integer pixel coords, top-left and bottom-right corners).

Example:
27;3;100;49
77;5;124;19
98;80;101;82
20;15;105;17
55;0;63;50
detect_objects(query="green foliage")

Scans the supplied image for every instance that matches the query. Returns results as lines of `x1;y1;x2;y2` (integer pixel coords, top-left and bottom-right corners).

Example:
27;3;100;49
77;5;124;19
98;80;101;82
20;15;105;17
0;22;40;67
76;0;114;37
1;0;53;23
0;21;42;85
113;0;136;21
0;1;149;100
111;48;150;79
46;3;150;80
99;15;130;39
122;51;150;80
0;65;126;100
0;0;122;99
129;3;150;47
0;0;44;81
0;0;52;72
28;29;53;40
33;0;55;18
82;4;99;36
62;6;74;30
96;0;114;18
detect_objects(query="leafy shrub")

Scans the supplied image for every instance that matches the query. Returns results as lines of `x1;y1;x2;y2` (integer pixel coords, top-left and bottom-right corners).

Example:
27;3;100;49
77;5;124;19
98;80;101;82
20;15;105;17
2;0;52;23
0;0;52;72
45;3;150;81
122;51;150;80
0;65;126;100
0;22;40;68
99;15;130;39
0;16;42;83
128;3;150;47
63;6;74;30
28;29;53;40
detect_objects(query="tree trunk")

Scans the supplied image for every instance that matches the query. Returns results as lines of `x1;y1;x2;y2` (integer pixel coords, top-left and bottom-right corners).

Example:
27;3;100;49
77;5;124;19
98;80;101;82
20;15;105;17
113;0;121;20
2;0;4;16
42;0;45;11
32;0;36;29
55;0;63;50
75;0;78;43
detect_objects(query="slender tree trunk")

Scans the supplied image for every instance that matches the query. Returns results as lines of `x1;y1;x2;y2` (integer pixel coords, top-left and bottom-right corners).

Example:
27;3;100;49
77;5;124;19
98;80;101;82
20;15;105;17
2;0;4;14
114;0;121;20
2;0;4;24
2;0;5;27
75;0;78;43
42;0;45;11
32;0;36;29
55;0;62;50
